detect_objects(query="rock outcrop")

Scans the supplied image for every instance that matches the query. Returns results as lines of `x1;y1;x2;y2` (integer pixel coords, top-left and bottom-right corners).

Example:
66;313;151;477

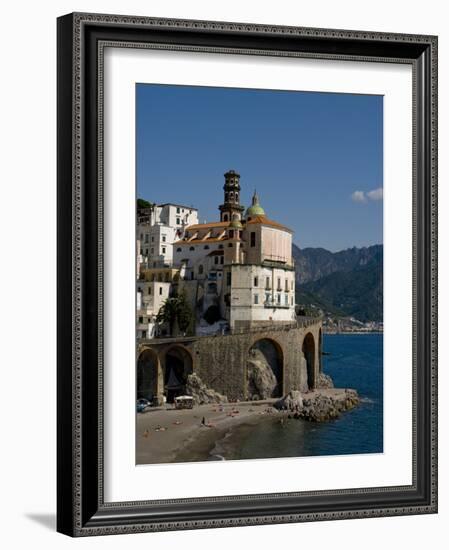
274;390;303;412
275;388;359;422
185;373;228;405
300;389;359;421
315;372;334;389
246;357;278;400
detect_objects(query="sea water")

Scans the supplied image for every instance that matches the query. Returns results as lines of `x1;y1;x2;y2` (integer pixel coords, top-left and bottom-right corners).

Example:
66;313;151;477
220;333;383;460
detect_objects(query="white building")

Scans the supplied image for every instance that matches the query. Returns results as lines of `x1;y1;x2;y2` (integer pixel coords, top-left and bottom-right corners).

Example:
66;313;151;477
136;268;180;338
137;202;198;273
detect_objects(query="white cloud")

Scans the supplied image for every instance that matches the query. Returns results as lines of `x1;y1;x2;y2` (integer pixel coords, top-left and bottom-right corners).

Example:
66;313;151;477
351;187;383;204
351;190;367;203
366;187;383;201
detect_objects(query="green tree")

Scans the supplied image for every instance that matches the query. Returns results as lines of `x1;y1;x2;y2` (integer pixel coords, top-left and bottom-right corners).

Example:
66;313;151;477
156;297;178;335
203;305;221;325
156;291;194;336
137;198;153;209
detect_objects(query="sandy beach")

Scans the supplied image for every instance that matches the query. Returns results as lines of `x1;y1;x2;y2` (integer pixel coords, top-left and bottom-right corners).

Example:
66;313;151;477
136;400;276;464
136;389;352;464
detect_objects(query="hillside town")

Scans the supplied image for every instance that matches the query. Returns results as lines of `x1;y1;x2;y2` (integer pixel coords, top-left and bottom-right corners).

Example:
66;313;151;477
136;170;296;339
298;305;383;334
322;316;383;334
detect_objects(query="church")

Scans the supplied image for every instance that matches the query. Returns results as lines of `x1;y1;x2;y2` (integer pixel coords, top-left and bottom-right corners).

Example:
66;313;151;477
172;170;297;331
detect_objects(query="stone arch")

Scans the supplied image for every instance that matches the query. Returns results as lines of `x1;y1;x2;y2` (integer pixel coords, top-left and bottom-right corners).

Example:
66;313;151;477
302;332;316;390
137;348;160;401
246;338;284;399
162;344;193;403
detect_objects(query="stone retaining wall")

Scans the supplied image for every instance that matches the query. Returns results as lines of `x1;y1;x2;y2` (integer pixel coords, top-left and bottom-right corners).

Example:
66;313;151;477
138;320;322;402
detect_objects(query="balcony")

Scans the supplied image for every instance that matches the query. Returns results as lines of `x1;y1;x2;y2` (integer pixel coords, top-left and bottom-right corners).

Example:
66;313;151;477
264;300;290;309
262;258;295;270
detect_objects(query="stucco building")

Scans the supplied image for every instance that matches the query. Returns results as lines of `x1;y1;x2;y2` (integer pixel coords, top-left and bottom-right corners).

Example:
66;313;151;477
172;170;296;330
136;268;180;339
137;202;198;273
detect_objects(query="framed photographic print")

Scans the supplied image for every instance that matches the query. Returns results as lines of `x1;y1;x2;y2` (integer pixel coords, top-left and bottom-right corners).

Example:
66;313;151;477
57;12;438;536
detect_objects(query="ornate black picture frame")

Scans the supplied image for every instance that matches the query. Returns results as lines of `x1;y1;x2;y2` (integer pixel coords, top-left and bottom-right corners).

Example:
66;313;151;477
57;12;438;536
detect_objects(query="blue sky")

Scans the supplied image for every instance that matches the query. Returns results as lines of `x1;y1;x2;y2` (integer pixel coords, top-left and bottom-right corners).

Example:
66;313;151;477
136;84;383;252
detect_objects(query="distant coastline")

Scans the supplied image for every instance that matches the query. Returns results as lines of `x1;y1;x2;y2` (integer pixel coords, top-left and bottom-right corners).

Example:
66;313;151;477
323;330;383;335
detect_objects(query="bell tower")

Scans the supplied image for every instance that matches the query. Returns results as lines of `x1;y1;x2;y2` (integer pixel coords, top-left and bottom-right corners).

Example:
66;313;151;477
219;170;245;222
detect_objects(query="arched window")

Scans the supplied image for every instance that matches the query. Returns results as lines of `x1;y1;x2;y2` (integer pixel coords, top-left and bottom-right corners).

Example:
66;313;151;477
198;265;204;275
204;245;210;250
219;244;224;249
176;247;182;252
189;246;194;251
223;214;228;221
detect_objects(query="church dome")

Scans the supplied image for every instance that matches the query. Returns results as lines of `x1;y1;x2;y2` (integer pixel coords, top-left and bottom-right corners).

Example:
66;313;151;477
245;190;265;218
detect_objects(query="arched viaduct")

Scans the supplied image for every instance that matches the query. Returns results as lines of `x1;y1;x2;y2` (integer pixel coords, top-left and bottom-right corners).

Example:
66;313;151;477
137;319;322;403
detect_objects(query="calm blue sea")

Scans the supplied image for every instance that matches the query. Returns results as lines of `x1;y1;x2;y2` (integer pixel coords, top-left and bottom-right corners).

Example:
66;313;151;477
222;333;383;460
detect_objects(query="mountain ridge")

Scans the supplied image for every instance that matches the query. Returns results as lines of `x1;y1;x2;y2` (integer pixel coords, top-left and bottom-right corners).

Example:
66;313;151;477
293;244;383;322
